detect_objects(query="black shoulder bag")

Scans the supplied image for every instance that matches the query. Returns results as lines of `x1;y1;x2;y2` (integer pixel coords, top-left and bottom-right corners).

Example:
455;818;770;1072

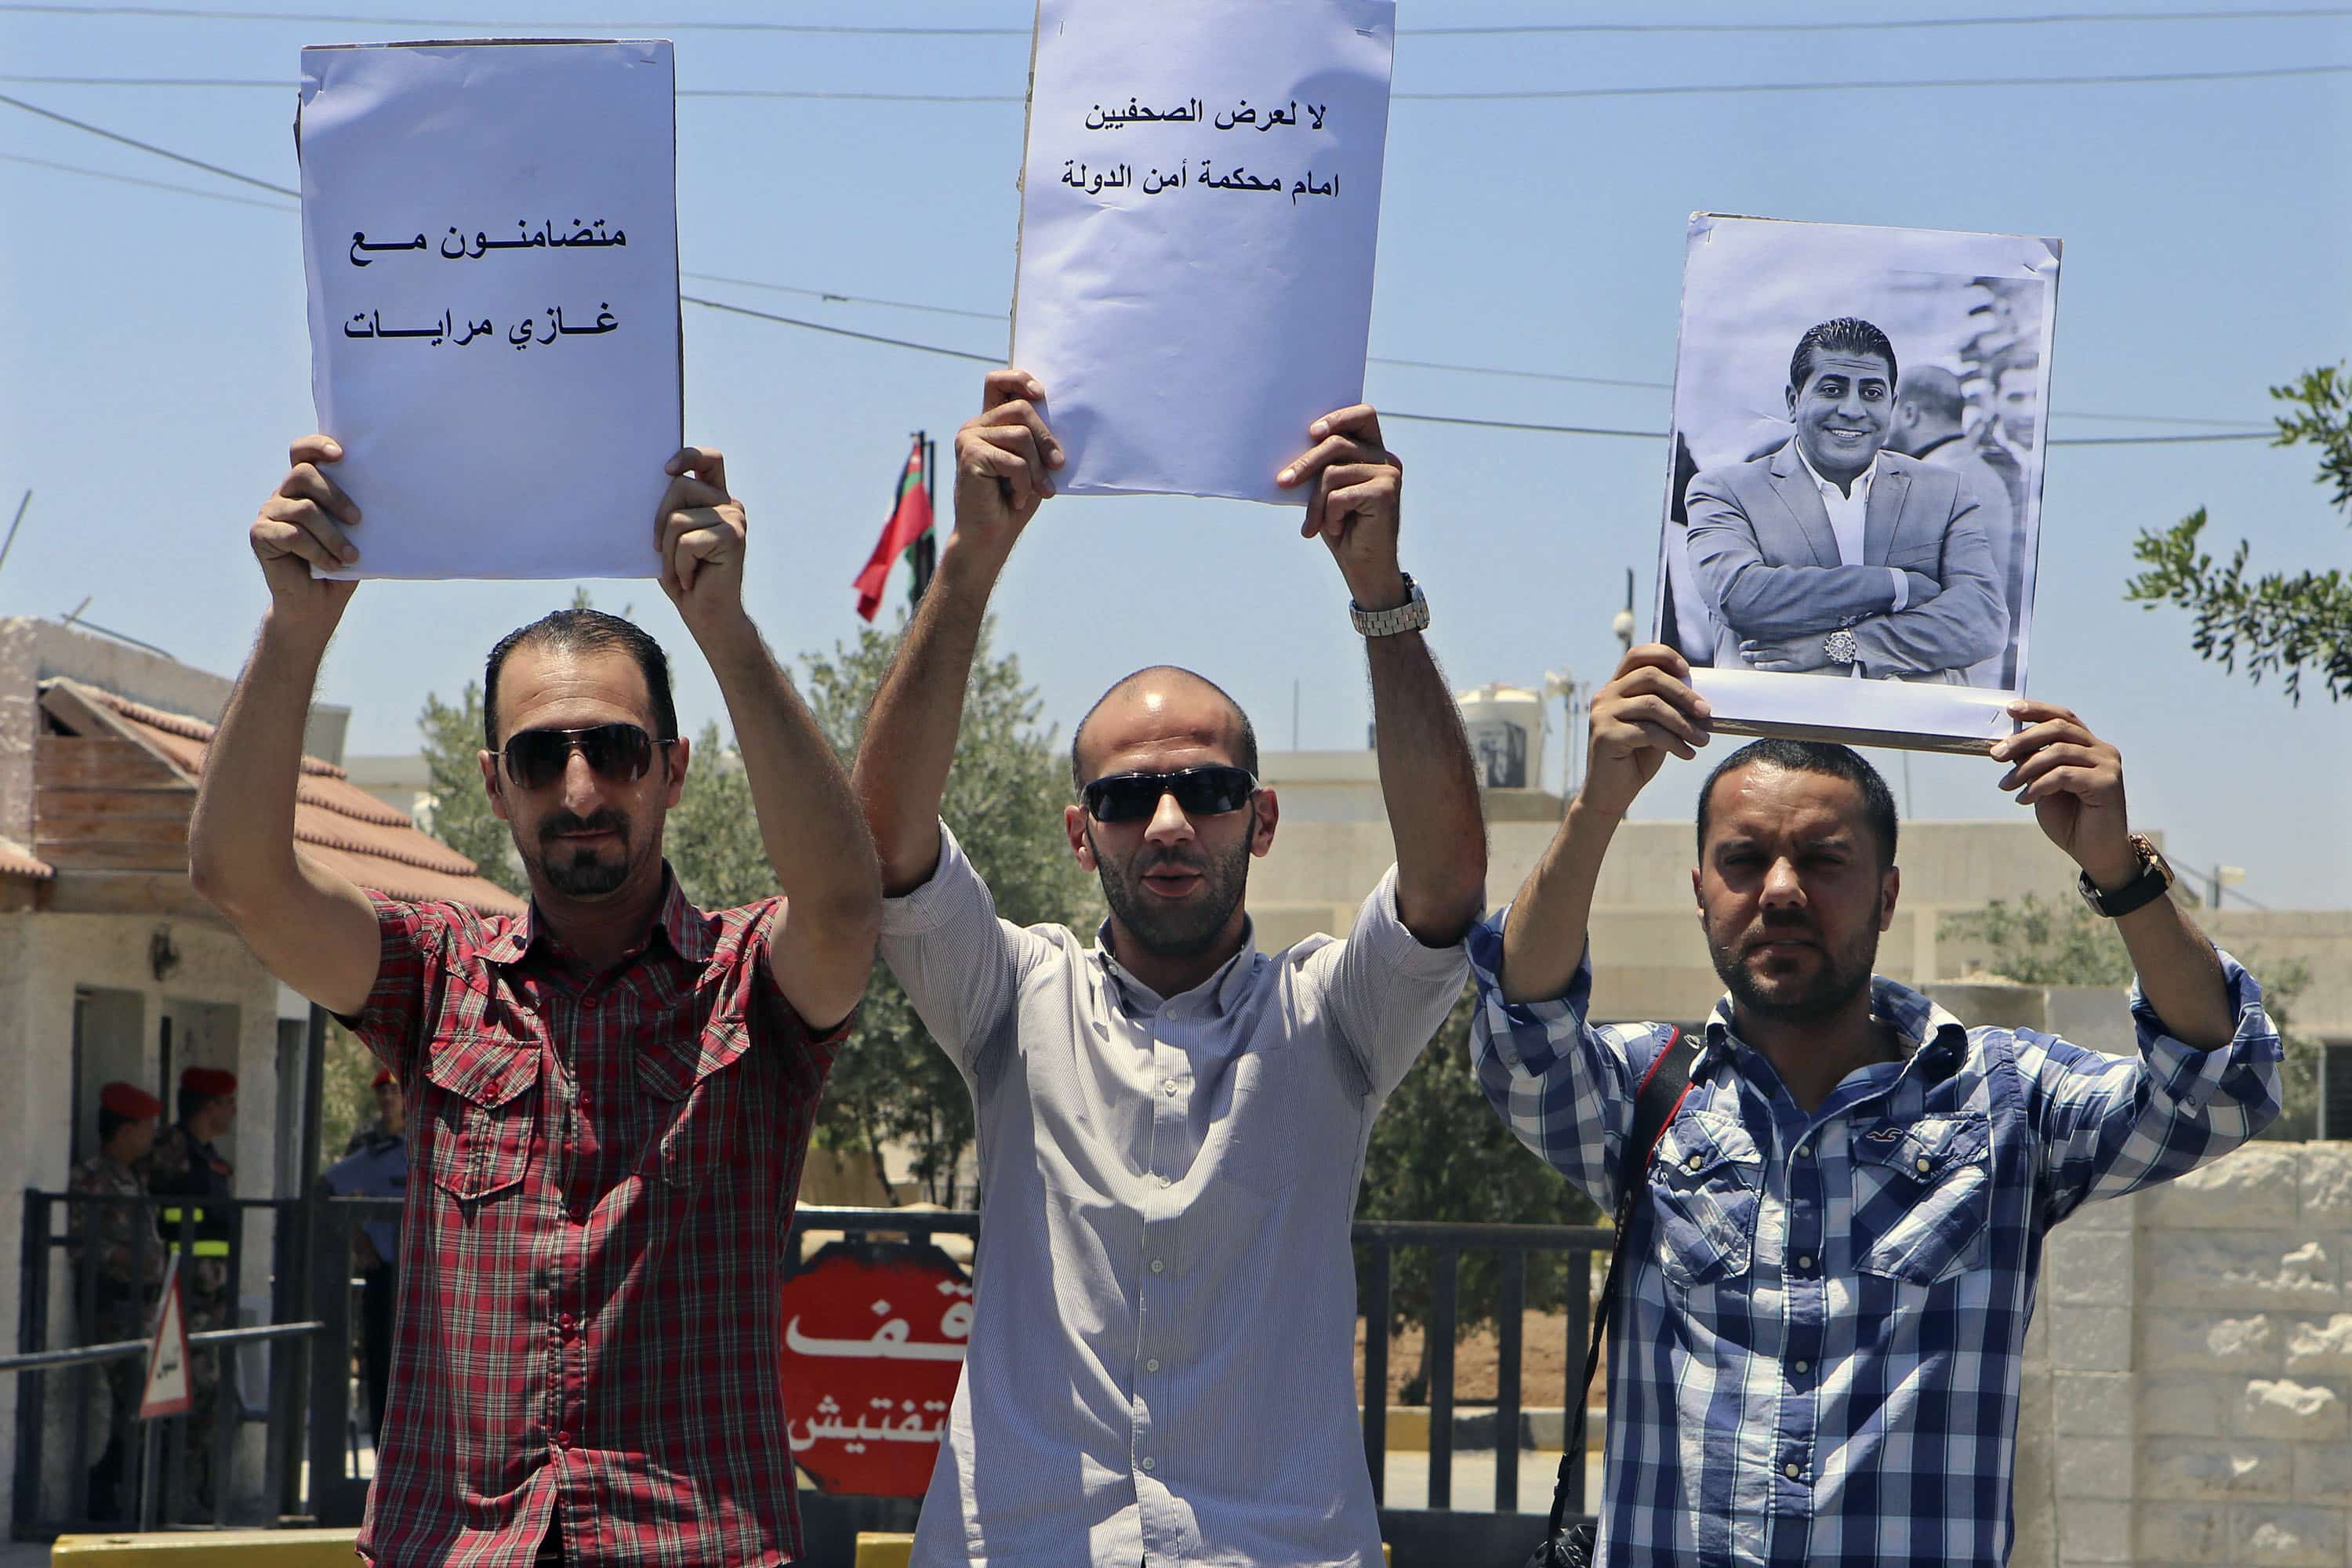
1524;1026;1696;1568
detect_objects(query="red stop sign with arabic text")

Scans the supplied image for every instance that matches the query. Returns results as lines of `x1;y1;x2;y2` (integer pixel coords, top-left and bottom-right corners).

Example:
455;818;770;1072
779;1242;972;1497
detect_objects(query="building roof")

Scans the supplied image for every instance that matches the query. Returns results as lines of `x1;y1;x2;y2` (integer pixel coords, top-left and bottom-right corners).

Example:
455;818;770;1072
41;681;522;916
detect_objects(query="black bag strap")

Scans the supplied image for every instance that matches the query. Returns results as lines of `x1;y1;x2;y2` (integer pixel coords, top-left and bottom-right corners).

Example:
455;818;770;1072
1544;1025;1698;1539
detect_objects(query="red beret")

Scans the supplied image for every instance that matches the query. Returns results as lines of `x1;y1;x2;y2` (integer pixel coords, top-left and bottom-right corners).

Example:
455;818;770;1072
180;1066;238;1098
100;1081;162;1120
373;1069;397;1090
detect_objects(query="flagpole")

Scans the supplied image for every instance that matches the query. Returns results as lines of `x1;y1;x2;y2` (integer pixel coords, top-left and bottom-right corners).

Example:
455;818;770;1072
908;430;937;608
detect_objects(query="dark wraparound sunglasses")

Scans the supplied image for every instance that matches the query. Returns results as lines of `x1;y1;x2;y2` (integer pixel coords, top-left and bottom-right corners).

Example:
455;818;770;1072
1081;765;1258;824
494;723;677;791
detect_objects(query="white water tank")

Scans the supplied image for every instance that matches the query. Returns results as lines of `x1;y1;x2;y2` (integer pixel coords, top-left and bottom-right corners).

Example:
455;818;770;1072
1456;683;1547;791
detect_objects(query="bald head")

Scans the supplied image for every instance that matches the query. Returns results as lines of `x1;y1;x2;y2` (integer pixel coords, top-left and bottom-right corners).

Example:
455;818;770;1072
1071;666;1258;791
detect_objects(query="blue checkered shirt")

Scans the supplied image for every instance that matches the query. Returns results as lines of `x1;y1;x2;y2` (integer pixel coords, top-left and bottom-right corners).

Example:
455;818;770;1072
1467;915;2281;1567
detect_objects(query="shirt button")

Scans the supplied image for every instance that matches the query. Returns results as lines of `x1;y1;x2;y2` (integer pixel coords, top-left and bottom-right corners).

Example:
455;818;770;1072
1146;1358;1161;1372
1784;1461;1801;1479
1796;1142;1812;1158
1150;1258;1166;1274
1156;1174;1172;1189
1163;1080;1180;1097
1794;1359;1811;1374
1915;1156;1932;1174
557;1312;575;1332
1140;1457;1156;1472
1796;1254;1814;1270
555;1431;575;1450
1685;1154;1703;1171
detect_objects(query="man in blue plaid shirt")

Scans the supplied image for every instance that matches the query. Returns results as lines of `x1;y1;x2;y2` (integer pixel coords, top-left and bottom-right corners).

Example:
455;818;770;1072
1471;644;2280;1567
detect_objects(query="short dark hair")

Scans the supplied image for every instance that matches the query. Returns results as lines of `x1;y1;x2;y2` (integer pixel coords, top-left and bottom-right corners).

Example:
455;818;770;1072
1070;666;1259;792
1896;365;1966;425
1697;738;1899;867
1790;318;1899;399
483;608;678;751
97;1105;130;1145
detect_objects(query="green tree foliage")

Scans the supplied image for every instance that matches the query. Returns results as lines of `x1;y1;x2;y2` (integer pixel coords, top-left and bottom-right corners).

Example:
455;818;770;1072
2129;365;2352;702
416;681;524;897
794;616;1100;1203
1940;893;2318;1138
1355;984;1602;1399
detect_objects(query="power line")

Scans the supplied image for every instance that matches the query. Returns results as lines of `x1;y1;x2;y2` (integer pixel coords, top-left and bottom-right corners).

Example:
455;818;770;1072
5;3;2350;35
0;88;301;193
9;60;2352;100
0;100;2296;447
0;147;299;208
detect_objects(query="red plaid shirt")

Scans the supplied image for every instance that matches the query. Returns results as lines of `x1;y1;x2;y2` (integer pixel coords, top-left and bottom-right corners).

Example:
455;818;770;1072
342;874;847;1567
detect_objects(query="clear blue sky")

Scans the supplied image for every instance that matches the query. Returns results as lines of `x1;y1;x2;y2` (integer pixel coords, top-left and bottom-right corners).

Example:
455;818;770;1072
2;2;2347;908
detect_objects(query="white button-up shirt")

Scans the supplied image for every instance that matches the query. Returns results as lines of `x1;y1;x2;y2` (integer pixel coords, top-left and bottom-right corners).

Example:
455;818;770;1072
880;823;1468;1567
1793;444;1907;673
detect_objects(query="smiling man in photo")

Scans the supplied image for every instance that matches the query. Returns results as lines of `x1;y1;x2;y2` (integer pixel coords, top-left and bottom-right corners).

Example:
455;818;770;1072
1682;318;2007;684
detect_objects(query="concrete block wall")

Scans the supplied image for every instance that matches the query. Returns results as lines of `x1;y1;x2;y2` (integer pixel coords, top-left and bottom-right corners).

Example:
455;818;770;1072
2006;1143;2352;1568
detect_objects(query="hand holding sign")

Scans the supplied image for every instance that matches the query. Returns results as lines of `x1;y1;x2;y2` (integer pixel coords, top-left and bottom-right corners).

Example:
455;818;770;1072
1275;405;1404;608
252;436;361;633
655;447;747;632
949;370;1064;568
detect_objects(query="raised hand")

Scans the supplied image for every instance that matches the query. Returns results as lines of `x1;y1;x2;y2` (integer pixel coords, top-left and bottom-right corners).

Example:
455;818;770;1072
655;446;748;631
1276;405;1404;608
1990;700;2136;885
952;369;1064;561
1581;644;1712;818
250;435;361;631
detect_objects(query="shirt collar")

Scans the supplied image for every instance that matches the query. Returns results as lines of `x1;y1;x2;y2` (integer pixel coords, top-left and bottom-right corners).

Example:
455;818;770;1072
1699;972;1968;1083
1909;432;1962;461
478;862;713;968
1791;439;1880;503
1093;916;1261;1019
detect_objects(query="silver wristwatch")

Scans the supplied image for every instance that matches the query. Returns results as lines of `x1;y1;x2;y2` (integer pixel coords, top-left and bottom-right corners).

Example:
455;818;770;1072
1823;628;1860;667
1350;573;1430;637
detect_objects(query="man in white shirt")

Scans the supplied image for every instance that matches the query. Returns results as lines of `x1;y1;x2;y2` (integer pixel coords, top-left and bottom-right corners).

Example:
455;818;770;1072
851;369;1487;1567
1682;318;2007;684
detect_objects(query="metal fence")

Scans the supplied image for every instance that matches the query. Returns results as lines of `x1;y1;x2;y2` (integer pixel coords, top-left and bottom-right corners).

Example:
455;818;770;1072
15;1194;1610;1563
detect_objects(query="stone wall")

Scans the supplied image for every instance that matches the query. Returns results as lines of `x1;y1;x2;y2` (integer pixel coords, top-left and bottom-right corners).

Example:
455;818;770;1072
2008;1140;2352;1568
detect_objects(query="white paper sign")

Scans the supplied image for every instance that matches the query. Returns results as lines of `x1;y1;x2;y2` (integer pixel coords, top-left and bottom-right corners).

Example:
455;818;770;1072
1009;0;1395;504
299;39;682;579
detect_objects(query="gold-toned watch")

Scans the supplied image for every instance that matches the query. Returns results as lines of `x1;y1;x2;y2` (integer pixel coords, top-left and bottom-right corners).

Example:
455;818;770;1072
2077;833;2174;918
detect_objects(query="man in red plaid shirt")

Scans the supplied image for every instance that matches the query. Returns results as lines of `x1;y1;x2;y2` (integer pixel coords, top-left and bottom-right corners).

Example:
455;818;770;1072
191;436;880;1566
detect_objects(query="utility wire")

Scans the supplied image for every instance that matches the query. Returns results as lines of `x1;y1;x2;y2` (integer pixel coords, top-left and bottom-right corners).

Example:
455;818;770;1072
5;3;2350;35
0;88;300;193
9;60;2352;99
0;100;2292;447
0;147;301;208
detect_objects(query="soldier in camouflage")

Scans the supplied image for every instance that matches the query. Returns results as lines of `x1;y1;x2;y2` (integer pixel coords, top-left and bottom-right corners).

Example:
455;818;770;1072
143;1065;237;1518
69;1081;164;1521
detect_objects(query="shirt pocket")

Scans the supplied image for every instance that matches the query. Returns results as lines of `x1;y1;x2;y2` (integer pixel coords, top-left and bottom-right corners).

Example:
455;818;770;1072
1648;1111;1764;1289
1851;1113;1993;1286
634;1022;749;1192
1221;1043;1308;1197
423;1035;542;1203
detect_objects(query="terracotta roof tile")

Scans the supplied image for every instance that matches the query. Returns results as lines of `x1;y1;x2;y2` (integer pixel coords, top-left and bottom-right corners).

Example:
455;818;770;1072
75;687;522;916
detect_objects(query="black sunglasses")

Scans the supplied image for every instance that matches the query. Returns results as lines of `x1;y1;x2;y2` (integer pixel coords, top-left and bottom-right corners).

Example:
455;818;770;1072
1081;765;1258;824
494;723;675;791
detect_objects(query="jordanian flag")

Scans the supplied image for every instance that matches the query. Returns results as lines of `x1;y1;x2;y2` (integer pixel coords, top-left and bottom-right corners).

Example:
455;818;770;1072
853;437;935;622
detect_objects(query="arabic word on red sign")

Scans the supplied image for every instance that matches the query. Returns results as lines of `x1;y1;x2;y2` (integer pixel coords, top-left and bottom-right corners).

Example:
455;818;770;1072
779;1241;972;1497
